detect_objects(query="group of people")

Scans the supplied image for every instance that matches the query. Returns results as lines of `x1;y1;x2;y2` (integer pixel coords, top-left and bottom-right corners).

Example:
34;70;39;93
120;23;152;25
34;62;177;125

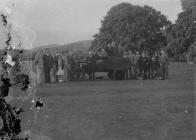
34;46;169;84
123;50;169;80
86;46;169;81
34;48;79;84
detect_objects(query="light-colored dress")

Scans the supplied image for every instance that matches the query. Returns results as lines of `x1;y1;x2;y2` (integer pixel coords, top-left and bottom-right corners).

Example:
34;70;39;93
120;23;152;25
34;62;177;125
57;54;64;82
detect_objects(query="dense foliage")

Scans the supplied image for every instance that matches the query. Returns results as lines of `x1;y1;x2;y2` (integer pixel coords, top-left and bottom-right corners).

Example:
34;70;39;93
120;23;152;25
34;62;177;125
166;0;196;60
181;0;196;11
0;11;31;140
91;3;171;52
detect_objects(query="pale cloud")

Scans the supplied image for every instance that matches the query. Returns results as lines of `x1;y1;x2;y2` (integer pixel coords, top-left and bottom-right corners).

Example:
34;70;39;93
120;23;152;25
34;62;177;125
0;0;39;26
24;0;181;32
0;0;37;49
0;0;9;10
0;0;182;45
1;0;182;32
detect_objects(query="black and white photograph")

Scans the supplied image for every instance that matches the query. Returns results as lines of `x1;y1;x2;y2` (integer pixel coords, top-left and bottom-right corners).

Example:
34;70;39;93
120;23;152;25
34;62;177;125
0;0;195;139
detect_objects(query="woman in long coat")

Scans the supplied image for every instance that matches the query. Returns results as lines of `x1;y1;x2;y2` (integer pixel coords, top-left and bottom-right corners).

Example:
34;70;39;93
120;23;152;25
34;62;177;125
34;50;45;84
50;51;57;83
62;53;69;82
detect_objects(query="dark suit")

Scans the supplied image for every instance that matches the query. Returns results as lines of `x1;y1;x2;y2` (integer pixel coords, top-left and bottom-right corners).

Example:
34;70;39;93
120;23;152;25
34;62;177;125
87;55;97;81
43;54;51;83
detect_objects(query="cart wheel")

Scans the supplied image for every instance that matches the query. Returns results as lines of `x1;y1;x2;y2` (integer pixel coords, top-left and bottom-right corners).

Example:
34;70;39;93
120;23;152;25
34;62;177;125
114;70;125;80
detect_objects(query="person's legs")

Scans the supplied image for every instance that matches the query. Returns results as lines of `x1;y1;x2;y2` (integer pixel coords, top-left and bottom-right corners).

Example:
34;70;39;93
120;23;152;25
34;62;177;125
138;65;143;78
68;65;71;81
163;64;166;80
63;68;67;82
40;67;45;84
129;66;133;79
92;65;96;81
71;68;76;81
92;73;96;81
143;65;147;80
125;70;128;80
37;66;45;84
53;65;57;82
50;68;54;83
147;65;151;79
156;65;161;79
47;67;51;83
43;65;48;83
134;64;139;79
46;71;50;83
89;73;92;81
160;64;164;80
163;64;168;79
132;65;136;79
151;63;155;79
166;64;169;78
66;68;69;81
36;66;40;84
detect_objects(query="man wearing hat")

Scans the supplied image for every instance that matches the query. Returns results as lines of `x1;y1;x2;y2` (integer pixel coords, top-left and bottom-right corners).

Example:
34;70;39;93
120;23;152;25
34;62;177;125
160;50;169;79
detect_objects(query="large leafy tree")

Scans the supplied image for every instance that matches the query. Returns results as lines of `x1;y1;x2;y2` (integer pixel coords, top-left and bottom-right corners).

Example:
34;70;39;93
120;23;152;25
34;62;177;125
91;3;171;52
166;0;196;58
181;0;196;11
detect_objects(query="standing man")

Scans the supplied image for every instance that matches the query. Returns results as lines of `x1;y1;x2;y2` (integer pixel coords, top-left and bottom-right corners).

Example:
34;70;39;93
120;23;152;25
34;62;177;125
62;52;69;82
118;45;124;57
123;51;129;79
54;49;59;82
128;50;135;79
50;51;57;83
43;49;51;83
160;50;169;80
146;52;152;79
87;51;97;81
142;51;149;80
152;51;161;79
67;51;72;81
112;41;120;57
137;52;144;79
105;43;114;56
133;51;140;79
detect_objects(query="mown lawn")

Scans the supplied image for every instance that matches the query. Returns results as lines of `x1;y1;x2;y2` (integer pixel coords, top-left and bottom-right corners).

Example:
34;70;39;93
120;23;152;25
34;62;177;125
31;62;194;140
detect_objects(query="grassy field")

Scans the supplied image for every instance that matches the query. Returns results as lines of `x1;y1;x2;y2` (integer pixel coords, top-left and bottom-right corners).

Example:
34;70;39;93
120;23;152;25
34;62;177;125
33;63;194;140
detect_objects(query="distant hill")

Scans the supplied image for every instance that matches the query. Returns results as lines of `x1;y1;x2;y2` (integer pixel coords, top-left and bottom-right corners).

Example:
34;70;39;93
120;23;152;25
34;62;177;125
33;44;61;51
23;40;92;60
33;40;92;52
61;40;92;52
33;30;94;47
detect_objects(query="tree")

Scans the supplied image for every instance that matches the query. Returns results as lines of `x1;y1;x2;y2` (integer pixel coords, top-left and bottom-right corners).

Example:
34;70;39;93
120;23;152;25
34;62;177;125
190;41;196;58
166;0;196;59
181;0;196;11
166;10;196;56
90;3;171;52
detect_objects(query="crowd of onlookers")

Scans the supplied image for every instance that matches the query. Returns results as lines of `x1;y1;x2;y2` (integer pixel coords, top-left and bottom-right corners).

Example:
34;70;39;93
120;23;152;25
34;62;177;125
87;47;169;81
34;48;80;84
34;42;169;84
122;50;169;80
88;41;169;80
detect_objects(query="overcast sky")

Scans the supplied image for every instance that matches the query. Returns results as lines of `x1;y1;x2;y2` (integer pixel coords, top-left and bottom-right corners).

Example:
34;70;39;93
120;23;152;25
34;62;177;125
10;0;182;33
0;0;182;46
